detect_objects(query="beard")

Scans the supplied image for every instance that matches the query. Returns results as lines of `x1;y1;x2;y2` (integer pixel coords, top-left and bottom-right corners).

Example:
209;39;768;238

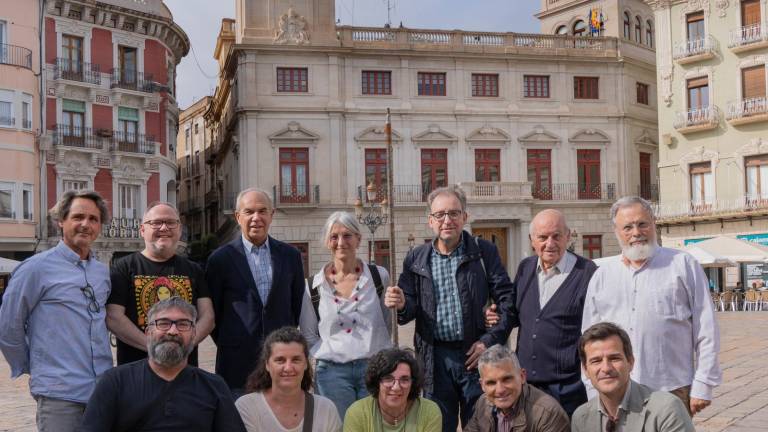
617;234;658;262
148;335;192;367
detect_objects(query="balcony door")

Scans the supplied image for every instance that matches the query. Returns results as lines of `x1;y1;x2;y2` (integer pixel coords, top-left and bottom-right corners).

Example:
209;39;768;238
421;149;447;199
639;152;652;200
527;149;552;199
475;149;500;182
690;162;713;213
577;149;601;199
62;99;85;146
119;46;137;85
473;228;508;269
365;148;388;202
746;155;768;204
686;11;705;43
742;0;761;28
279;148;309;203
61;35;83;78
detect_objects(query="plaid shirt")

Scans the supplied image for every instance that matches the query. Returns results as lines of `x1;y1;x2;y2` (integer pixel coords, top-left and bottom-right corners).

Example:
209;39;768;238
242;235;273;305
431;239;464;341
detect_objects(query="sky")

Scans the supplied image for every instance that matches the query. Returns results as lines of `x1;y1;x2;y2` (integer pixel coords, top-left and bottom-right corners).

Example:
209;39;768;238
165;0;542;110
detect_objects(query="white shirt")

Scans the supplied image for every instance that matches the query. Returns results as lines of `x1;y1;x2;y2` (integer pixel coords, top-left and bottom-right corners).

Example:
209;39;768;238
299;263;393;363
582;247;722;400
236;392;342;432
537;251;577;308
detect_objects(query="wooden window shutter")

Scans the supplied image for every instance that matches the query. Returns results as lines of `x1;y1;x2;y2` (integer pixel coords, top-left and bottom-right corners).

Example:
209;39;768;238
687;76;709;88
742;0;761;27
690;162;711;175
742;66;766;99
687;11;704;23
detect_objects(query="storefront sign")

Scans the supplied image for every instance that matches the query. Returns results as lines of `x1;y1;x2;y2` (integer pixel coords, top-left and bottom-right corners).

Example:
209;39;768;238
737;233;768;247
101;218;141;239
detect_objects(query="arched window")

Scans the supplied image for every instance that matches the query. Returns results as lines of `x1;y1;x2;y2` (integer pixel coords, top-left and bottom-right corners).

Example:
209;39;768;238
573;20;586;37
555;25;568;35
623;12;631;39
635;16;642;42
646;20;654;47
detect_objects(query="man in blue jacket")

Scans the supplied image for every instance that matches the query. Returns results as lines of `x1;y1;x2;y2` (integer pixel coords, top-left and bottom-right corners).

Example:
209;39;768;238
486;209;597;416
385;185;514;432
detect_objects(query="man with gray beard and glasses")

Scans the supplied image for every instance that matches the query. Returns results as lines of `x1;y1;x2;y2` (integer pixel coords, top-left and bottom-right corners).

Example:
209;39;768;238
581;196;721;417
80;297;246;431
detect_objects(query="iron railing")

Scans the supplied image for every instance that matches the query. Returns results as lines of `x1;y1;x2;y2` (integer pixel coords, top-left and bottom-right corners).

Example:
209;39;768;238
638;184;659;202
0;117;14;127
729;23;766;48
111;131;155;154
531;183;616;201
54;58;101;84
273;185;320;207
52;125;101;149
110;68;154;92
727;97;768;120
673;35;716;59
674;106;720;130
0;43;32;69
655;196;768;220
358;184;427;204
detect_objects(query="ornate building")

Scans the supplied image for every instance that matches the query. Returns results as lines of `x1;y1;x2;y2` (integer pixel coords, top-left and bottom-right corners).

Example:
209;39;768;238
202;0;658;275
176;96;213;242
41;0;188;262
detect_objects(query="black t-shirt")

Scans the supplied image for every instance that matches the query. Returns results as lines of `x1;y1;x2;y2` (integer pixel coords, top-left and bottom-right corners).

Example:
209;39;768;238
80;360;246;432
108;252;210;365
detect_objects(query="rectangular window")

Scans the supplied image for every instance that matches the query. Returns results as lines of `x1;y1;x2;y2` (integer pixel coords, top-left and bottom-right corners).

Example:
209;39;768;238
0;21;5;63
687;11;705;42
742;0;761;27
289;242;309;276
690;162;713;210
361;71;392;95
639;152;652;200
742;66;766;100
687;77;709;110
421;149;448;198
0;182;14;218
583;235;602;260
0;89;13;127
746;154;768;202
279;148;309;203
62;99;85;145
471;74;499;97
22;93;32;129
527;149;552;199
374;240;390;270
636;82;649;105
417;72;446;96
524;75;550;98
118;184;140;219
119;46;137;85
63;180;87;191
577;149;601;199
22;184;32;220
475;149;500;182
276;67;308;92
117;107;139;150
61;34;84;77
365;148;388;202
574;77;599;99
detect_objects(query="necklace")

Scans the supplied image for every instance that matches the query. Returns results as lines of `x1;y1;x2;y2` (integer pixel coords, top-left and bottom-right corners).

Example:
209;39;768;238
379;400;410;427
329;263;361;285
328;263;364;333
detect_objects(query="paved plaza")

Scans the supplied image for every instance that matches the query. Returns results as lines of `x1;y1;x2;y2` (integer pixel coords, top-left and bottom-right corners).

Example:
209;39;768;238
1;313;767;431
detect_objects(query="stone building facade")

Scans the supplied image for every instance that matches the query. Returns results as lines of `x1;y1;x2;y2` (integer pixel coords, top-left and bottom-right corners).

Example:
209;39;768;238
201;0;659;276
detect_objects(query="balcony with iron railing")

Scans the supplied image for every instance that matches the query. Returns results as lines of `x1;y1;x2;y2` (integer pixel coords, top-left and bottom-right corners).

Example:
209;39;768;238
357;184;426;204
22;118;31;129
638;183;659;202
0;43;32;70
729;23;768;52
673;35;717;64
54;58;101;85
0;116;15;128
110;69;154;92
51;125;101;150
273;185;320;208
654;195;768;223
727;97;768;125
674;106;720;133
111;131;155;154
531;183;616;201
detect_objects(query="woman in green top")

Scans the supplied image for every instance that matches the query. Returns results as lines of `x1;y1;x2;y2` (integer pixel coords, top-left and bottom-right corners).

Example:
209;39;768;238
343;348;441;432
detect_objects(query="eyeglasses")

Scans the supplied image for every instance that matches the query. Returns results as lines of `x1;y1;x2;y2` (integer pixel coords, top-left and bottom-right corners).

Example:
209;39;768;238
381;376;412;388
81;285;100;314
429;210;463;221
143;220;180;230
148;318;195;332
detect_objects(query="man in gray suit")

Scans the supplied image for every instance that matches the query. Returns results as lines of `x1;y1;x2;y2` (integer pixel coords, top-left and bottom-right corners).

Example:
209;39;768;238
572;323;694;432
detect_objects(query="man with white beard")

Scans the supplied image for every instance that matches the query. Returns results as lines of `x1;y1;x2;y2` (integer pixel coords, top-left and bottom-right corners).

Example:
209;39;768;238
581;196;721;417
80;297;246;431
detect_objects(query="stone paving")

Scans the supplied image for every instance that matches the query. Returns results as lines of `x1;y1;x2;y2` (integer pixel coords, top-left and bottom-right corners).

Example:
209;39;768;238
1;313;767;431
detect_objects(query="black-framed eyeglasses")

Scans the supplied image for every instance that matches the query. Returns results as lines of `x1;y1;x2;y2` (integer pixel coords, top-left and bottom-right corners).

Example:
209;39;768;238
148;318;195;332
80;285;100;314
381;376;413;388
429;210;463;221
143;219;180;230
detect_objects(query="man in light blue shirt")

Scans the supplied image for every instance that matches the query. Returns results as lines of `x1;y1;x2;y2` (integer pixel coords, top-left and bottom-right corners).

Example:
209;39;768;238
0;190;113;432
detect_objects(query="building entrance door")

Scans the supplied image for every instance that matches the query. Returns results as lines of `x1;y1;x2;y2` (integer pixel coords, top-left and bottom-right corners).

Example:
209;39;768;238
473;228;508;270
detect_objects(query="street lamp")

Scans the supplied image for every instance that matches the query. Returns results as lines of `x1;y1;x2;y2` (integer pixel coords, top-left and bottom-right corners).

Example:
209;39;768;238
354;182;390;262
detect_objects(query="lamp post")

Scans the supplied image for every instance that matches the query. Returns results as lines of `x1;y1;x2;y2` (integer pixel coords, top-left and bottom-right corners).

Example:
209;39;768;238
354;182;390;262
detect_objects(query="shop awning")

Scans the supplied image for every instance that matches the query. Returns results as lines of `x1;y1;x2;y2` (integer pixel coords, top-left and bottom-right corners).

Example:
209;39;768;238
681;244;737;267
0;257;20;273
684;236;768;263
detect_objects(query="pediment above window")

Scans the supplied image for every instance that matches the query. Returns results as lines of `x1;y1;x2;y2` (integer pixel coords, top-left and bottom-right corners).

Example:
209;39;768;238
569;129;611;145
517;126;561;147
466;125;511;147
634;130;658;150
354;126;403;148
412;124;458;146
269;121;321;147
680;145;719;173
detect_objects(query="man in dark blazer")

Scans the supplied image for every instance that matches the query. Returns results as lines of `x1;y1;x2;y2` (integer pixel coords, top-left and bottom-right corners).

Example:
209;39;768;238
206;188;305;394
486;209;597;416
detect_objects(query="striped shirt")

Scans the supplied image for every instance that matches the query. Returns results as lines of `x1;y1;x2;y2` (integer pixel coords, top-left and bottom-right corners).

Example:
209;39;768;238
242;235;273;305
431;239;464;341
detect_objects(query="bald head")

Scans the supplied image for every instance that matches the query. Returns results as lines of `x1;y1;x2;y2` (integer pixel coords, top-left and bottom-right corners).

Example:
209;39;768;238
529;209;570;269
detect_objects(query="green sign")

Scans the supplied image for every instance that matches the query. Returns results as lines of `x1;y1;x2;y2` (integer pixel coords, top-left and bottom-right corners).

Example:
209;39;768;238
737;233;768;247
684;237;712;246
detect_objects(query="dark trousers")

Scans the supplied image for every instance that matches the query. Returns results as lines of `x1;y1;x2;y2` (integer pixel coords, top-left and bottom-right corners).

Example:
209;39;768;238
425;343;483;432
530;377;587;418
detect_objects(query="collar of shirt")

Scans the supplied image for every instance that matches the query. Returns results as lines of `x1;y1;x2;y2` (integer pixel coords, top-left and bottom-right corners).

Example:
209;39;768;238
598;380;632;421
431;232;465;258
54;240;94;265
494;390;527;431
536;251;575;276
242;235;270;255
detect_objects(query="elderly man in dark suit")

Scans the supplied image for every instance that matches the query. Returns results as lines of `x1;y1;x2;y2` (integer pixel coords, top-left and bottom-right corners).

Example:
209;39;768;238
206;188;305;395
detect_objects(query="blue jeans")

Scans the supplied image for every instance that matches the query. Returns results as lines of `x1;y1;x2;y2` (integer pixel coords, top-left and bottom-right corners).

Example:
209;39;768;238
425;344;483;432
315;358;369;419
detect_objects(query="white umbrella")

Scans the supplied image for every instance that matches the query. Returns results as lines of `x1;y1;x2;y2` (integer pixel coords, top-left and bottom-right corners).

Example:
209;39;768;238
681;245;737;267
0;257;20;273
691;236;768;263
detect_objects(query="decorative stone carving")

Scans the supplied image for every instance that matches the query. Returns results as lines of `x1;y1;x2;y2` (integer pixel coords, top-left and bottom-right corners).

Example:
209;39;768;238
680;145;719;172
569;129;611;145
660;66;674;107
274;8;310;45
517;126;561;146
466;125;511;147
635;130;658;148
411;124;458;146
269;122;320;147
354;126;403;146
715;0;729;17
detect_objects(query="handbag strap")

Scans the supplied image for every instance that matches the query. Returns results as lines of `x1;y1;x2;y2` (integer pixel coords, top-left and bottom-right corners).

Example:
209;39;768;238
302;391;314;432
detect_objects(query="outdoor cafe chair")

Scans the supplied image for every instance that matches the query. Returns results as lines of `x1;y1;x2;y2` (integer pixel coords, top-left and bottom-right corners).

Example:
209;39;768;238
744;290;761;311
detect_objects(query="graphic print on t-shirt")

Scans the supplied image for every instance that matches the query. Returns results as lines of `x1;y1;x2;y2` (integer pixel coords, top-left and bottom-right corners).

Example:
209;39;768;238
134;275;193;328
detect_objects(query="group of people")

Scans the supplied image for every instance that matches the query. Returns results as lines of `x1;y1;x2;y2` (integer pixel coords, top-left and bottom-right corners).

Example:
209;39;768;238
0;184;721;432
